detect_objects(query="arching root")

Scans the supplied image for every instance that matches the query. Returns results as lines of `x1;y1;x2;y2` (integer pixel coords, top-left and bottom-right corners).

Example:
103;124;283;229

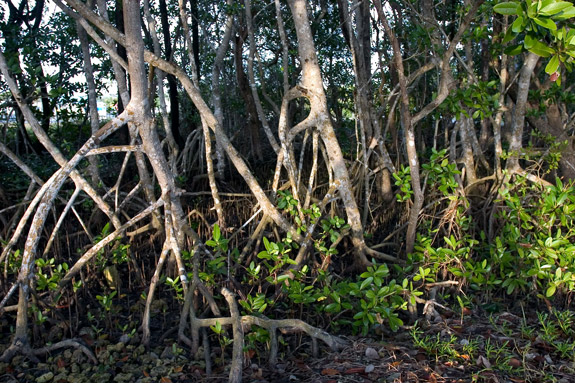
0;338;97;364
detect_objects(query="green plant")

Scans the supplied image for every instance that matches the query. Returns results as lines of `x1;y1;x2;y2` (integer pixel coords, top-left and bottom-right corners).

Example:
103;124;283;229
488;314;515;338
30;305;48;326
244;326;270;359
257;237;297;284
552;308;575;337
239;293;269;315
118;322;137;337
205;224;229;253
531;310;575;360
92;223;130;270
210;320;233;365
244;261;261;285
484;338;514;372
348;264;408;334
165;276;184;301
35;258;68;292
494;0;575;83
410;325;460;362
392;165;413;202
277;190;302;228
96;291;117;313
496;177;575;298
315;216;348;257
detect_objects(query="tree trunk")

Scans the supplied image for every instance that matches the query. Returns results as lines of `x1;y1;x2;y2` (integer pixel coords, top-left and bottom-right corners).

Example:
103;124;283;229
159;0;183;148
507;52;539;172
287;0;376;268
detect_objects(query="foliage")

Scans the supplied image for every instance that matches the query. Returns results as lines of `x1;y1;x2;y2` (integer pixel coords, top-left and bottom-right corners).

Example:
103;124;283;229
35;258;68;292
494;0;575;82
394;151;575;304
440;80;500;120
495;176;575;298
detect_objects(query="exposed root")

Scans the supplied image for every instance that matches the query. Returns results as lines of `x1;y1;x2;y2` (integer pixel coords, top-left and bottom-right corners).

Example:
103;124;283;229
31;339;97;364
0;337;96;364
222;288;243;383
184;287;348;377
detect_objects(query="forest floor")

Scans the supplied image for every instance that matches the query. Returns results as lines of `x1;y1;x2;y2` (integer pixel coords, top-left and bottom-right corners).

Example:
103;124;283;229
1;301;575;383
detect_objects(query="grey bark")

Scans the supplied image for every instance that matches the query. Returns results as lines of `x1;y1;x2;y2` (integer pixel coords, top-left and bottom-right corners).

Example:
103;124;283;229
507;52;539;172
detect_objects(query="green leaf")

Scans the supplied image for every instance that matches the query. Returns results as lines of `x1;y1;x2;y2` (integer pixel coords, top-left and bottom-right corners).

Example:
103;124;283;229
257;250;269;259
553;6;575;20
213;224;221;241
528;40;555;57
538;0;556;11
528;1;538;17
360;276;374;290
494;2;519;15
539;1;573;16
503;27;517;43
505;43;525;56
524;33;536;49
263;237;271;252
512;16;526;33
546;284;557;297
545;55;560;74
277;274;290;282
533;17;557;30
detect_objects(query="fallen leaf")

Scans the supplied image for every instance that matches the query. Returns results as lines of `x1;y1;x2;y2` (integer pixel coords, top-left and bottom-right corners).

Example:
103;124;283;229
173;366;183;373
56;358;67;368
160;377;172;383
365;347;379;359
143;370;150;377
344;367;366;374
294;360;309;370
321;368;340;376
415;352;427;361
508;358;521;367
451;325;463;333
476;355;492;369
477;370;499;383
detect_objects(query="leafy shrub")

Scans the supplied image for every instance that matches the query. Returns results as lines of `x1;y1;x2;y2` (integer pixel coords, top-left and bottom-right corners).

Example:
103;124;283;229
395;149;575;303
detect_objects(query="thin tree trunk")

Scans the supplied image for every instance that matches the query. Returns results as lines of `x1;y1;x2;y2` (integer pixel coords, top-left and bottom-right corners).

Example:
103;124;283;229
76;16;102;187
375;1;422;257
245;0;280;154
507;52;539;172
158;0;183;148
